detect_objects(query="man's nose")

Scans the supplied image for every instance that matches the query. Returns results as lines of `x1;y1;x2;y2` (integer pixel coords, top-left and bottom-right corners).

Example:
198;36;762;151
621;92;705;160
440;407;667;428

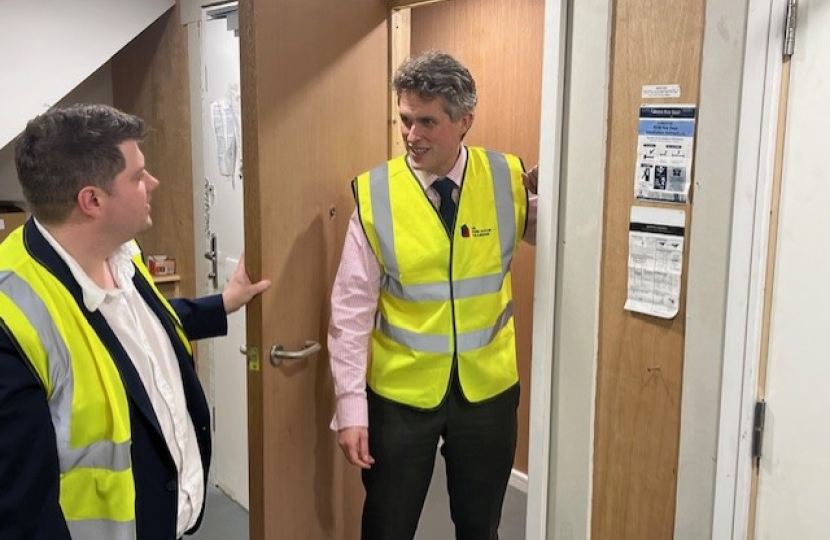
405;124;421;142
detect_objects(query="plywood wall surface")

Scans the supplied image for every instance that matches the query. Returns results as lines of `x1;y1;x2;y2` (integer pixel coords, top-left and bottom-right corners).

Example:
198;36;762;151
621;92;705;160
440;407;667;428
112;6;195;298
411;0;544;475
592;0;705;538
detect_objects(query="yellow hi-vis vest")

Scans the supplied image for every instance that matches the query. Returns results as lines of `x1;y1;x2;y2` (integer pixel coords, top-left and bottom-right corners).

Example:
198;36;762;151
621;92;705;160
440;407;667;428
0;227;192;540
354;146;528;408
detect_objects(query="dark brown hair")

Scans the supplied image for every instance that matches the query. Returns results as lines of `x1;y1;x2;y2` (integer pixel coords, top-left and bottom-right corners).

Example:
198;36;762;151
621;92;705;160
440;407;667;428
15;104;147;224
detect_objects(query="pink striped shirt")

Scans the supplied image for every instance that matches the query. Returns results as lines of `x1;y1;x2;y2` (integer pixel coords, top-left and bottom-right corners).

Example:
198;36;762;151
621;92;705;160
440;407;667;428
328;146;537;430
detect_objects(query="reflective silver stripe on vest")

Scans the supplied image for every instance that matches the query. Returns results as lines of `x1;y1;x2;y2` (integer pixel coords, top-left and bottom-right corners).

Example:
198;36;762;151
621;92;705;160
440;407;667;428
0;271;130;473
486;149;518;275
369;163;401;283
376;312;451;354
381;272;505;302
62;440;131;471
452;273;505;299
380;275;450;302
68;519;135;540
376;300;514;354
456;300;515;352
371;151;517;302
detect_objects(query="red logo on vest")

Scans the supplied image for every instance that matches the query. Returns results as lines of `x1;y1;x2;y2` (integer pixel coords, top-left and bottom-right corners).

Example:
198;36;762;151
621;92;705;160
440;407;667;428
460;224;492;238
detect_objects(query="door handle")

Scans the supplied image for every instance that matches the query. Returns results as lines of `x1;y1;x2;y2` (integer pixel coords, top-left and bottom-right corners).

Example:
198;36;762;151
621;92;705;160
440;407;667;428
270;340;321;366
204;233;219;289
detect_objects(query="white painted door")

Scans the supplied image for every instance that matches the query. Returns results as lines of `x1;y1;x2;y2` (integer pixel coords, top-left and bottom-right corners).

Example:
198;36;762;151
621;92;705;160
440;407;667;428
201;3;248;509
754;1;830;537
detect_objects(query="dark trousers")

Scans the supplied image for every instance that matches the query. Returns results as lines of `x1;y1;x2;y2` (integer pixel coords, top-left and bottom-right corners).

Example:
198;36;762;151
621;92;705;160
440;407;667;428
361;379;519;540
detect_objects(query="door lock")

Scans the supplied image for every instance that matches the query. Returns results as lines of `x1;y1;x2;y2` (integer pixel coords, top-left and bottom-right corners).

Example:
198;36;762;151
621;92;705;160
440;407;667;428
205;233;218;288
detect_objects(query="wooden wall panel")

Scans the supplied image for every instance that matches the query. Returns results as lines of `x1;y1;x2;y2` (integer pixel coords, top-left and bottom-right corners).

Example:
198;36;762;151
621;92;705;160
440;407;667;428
112;5;195;297
593;0;705;538
411;0;544;475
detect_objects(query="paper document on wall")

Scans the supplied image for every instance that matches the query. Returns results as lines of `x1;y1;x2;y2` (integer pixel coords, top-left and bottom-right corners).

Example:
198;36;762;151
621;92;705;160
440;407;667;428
633;104;696;203
228;84;242;151
625;206;685;319
211;100;237;177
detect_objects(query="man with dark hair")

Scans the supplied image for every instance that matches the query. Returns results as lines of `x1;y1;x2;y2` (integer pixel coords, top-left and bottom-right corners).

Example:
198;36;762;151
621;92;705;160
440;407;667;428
328;51;538;540
0;104;270;540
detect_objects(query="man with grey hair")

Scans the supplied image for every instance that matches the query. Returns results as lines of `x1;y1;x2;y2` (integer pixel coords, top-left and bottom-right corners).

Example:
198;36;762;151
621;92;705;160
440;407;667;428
328;51;538;539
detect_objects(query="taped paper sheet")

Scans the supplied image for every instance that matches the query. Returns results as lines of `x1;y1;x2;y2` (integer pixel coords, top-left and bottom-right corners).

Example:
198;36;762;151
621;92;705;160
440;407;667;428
625;206;685;319
211;100;237;177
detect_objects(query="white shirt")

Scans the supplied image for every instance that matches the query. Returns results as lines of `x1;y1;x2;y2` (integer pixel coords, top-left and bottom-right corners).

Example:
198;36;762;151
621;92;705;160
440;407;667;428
36;220;204;538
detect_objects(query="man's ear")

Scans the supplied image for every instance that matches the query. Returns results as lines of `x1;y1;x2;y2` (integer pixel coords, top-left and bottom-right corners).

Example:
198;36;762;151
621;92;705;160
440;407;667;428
76;186;103;217
460;112;475;138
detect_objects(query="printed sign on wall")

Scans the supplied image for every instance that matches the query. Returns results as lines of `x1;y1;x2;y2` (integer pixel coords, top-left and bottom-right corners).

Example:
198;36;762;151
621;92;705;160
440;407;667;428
634;104;697;203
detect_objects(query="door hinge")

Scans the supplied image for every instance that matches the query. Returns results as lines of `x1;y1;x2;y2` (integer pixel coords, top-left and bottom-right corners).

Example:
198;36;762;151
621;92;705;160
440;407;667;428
752;399;767;460
784;0;798;57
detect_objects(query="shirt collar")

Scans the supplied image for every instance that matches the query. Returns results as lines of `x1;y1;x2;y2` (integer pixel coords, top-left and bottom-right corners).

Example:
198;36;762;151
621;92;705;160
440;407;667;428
408;145;467;190
34;219;139;312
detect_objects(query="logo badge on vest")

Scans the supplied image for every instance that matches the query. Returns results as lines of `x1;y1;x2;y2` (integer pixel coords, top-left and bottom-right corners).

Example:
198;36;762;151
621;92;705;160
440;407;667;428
460;224;492;239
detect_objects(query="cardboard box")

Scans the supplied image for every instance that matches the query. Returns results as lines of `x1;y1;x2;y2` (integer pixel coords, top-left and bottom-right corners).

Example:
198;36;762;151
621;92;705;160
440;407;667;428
0;211;27;243
148;256;177;276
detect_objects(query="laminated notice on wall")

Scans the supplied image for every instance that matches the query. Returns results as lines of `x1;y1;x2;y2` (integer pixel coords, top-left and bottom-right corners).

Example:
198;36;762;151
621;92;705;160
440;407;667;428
633;104;696;203
625;206;685;319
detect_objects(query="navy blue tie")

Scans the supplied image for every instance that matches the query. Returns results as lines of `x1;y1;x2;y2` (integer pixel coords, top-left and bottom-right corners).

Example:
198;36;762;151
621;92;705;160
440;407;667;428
432;177;457;235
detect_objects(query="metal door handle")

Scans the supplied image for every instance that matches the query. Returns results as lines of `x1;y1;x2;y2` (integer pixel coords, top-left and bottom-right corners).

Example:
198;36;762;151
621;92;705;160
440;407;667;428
205;233;218;288
270;340;321;366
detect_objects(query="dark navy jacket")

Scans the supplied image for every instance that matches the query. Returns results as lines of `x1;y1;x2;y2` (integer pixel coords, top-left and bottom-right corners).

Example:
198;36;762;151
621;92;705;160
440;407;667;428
0;221;226;540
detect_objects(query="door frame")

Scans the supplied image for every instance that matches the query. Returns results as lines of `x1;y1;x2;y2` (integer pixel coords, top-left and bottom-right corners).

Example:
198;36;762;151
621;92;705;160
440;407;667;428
196;1;249;506
712;0;787;537
526;0;568;536
182;0;216;436
527;0;618;538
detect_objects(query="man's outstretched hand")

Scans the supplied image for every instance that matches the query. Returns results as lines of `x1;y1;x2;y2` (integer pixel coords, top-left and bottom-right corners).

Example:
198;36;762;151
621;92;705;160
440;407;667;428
222;254;272;314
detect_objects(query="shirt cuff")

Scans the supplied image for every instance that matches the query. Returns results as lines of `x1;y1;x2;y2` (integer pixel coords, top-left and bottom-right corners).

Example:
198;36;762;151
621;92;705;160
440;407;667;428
330;394;368;431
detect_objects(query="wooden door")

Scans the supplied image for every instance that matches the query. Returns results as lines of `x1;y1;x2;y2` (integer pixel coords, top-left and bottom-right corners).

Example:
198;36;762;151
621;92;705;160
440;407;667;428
238;2;389;539
752;0;830;536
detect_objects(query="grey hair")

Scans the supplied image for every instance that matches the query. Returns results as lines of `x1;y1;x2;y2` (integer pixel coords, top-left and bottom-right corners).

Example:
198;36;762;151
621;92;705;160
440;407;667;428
393;51;477;121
